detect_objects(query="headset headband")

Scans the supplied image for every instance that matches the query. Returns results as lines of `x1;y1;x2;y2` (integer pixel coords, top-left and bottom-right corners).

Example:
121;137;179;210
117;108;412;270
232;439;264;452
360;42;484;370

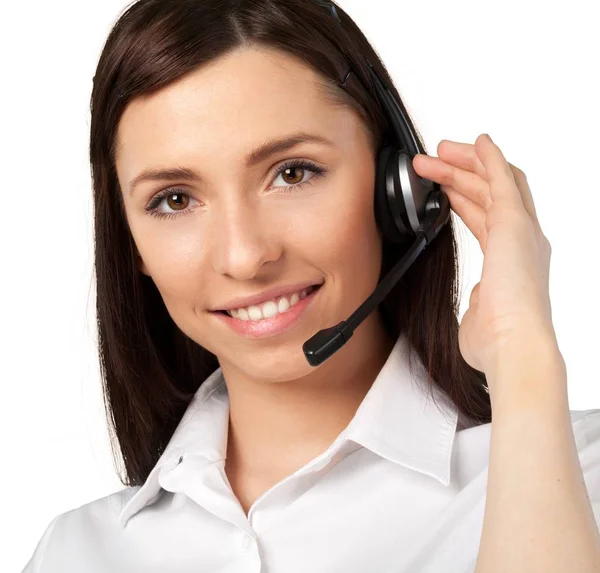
315;0;421;156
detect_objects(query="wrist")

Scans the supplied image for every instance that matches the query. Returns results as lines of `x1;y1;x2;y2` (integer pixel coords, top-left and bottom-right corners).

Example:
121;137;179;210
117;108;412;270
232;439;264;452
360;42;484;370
485;326;568;412
486;317;559;373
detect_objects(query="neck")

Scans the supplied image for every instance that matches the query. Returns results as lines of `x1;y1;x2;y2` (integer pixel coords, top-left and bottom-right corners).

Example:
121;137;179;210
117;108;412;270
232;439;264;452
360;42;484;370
221;313;396;476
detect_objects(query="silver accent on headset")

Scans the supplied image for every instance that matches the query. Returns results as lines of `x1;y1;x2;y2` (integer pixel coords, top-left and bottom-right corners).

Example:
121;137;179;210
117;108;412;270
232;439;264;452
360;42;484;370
384;155;404;234
396;155;420;233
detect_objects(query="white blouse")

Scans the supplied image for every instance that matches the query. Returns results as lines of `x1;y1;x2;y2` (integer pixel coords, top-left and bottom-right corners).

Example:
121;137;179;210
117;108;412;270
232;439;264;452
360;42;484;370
23;333;600;573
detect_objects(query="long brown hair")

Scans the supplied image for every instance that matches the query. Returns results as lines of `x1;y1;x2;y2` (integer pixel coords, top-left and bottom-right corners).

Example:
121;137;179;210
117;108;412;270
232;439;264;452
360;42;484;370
90;0;491;487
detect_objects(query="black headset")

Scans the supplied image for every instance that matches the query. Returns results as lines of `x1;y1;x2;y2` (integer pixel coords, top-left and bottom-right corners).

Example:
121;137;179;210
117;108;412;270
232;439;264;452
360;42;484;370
303;0;451;366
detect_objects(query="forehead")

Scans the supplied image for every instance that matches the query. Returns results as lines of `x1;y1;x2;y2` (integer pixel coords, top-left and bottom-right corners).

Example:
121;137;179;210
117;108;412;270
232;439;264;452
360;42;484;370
115;47;356;175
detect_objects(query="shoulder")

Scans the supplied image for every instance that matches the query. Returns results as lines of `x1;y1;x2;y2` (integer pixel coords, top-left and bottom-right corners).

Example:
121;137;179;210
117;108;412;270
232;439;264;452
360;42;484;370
22;487;140;572
54;486;139;530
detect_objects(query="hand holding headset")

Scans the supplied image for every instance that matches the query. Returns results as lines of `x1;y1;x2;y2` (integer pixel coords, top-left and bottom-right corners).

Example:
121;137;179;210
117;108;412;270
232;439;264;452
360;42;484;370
303;1;451;366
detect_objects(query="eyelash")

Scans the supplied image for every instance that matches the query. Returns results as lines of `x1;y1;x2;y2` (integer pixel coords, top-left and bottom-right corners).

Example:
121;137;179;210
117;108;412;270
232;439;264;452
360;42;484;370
145;159;327;220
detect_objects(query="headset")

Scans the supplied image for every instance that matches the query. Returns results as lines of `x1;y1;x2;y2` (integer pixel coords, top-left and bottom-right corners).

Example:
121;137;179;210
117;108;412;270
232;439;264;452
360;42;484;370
303;0;451;366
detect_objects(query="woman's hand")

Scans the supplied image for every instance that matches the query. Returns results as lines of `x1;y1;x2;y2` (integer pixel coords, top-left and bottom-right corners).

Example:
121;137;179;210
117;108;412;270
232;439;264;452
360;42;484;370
412;133;556;380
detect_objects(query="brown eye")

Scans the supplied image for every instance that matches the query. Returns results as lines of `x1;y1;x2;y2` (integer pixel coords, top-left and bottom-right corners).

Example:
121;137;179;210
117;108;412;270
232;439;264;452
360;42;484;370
146;188;199;219
281;166;305;185
166;193;189;211
270;159;327;193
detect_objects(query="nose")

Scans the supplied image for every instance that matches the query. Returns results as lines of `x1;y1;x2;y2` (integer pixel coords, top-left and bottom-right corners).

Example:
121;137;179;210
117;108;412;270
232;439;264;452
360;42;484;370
211;200;282;281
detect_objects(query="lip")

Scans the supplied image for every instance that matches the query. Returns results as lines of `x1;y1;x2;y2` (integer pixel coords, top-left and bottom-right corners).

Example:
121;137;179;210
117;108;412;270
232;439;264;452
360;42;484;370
211;283;323;339
212;280;324;312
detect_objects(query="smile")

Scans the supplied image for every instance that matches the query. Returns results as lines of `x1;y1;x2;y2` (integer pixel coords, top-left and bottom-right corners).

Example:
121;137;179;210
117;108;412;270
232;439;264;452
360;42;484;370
211;283;323;339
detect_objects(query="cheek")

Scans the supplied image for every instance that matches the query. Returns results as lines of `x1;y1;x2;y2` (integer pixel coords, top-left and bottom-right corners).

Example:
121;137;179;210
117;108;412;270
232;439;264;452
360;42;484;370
340;202;382;279
131;219;208;302
308;179;382;277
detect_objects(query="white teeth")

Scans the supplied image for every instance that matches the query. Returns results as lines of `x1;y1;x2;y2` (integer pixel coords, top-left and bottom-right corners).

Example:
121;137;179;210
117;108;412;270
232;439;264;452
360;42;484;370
260;301;278;319
247;305;263;320
226;286;317;321
277;297;290;313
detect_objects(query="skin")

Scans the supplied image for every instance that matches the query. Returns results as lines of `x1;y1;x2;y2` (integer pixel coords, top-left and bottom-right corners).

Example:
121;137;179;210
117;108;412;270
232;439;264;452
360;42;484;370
413;137;600;570
114;46;394;511
113;42;600;563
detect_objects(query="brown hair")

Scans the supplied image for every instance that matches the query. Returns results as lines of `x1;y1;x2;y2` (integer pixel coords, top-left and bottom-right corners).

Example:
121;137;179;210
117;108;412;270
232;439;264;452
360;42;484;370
90;0;491;487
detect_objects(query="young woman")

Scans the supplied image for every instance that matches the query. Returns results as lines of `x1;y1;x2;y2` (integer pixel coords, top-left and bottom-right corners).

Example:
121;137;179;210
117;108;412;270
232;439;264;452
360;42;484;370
24;0;600;571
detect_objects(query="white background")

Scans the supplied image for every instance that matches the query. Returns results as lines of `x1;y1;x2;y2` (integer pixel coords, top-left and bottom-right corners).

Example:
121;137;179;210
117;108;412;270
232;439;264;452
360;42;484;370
2;0;599;570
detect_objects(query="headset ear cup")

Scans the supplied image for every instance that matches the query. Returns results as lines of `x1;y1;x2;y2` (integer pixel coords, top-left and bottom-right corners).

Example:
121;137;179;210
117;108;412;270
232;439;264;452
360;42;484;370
374;146;408;243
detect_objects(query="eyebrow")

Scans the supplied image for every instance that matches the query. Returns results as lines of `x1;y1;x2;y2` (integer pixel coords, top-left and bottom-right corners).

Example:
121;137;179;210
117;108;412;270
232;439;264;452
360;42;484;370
127;132;335;196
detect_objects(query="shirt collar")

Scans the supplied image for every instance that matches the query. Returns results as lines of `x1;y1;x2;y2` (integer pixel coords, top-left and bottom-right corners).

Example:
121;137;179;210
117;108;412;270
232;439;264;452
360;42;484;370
118;333;458;527
343;333;459;486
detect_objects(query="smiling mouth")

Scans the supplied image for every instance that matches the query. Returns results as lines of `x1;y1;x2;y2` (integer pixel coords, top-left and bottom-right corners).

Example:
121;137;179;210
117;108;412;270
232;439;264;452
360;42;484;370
213;283;323;316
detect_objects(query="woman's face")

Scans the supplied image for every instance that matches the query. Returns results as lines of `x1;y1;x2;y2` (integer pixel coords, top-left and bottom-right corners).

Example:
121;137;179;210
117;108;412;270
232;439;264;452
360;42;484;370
115;46;384;383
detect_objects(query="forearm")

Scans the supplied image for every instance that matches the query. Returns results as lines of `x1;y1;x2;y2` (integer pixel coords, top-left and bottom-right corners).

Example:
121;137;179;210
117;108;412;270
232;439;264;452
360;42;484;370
474;336;600;573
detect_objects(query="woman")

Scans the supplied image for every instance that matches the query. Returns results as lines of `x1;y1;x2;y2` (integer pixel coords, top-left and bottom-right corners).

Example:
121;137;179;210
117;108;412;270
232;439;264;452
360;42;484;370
24;0;600;571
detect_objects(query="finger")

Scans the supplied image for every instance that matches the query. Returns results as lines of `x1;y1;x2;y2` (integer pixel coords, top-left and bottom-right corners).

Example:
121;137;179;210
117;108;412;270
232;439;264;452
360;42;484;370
474;134;522;209
436;139;541;229
509;164;540;229
413;153;492;211
416;137;543;231
437;140;487;181
442;185;488;252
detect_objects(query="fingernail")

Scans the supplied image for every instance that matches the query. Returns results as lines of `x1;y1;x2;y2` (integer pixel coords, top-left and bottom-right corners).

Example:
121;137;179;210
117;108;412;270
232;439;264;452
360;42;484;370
485;133;493;143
